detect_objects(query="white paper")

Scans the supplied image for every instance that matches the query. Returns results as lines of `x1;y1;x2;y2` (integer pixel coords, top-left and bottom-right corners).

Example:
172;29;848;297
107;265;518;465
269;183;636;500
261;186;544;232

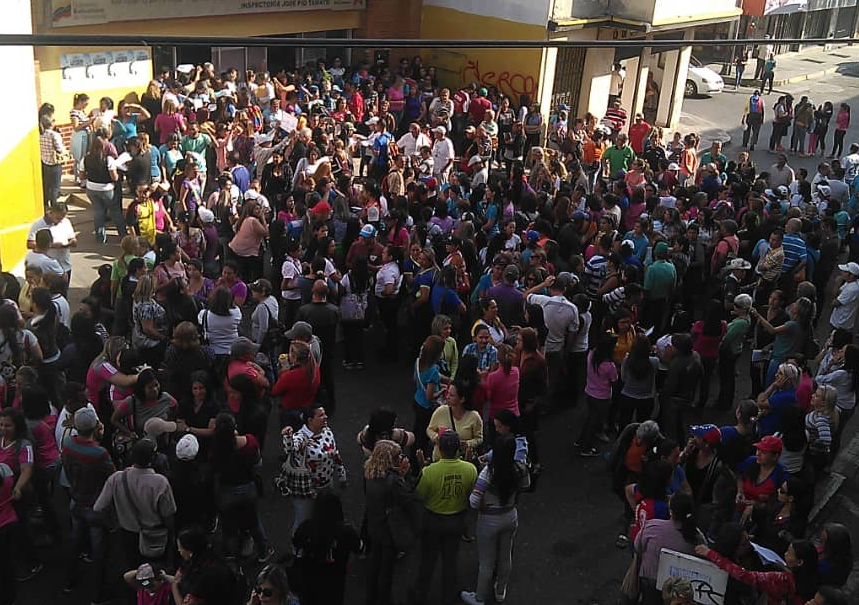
114;152;133;171
280;113;298;133
752;542;786;567
656;548;728;605
751;349;771;363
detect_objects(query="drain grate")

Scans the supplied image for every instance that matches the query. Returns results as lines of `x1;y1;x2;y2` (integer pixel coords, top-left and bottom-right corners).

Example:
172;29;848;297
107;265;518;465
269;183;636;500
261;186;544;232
802;58;825;64
831;53;850;58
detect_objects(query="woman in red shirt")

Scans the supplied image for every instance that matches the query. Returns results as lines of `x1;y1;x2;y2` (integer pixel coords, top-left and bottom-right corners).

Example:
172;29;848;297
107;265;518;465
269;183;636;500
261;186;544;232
484;344;520;446
691;299;727;409
272;340;320;431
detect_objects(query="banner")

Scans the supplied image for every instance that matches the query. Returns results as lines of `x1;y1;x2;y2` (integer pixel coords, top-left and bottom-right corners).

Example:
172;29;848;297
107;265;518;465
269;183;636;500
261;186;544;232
51;0;365;28
656;549;729;605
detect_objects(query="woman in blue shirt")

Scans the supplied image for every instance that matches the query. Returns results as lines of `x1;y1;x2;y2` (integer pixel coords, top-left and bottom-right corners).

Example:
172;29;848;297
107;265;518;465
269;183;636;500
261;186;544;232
413;335;446;456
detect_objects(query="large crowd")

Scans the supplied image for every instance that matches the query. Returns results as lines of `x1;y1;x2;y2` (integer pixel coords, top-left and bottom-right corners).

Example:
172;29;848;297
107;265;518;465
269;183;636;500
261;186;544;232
11;54;858;605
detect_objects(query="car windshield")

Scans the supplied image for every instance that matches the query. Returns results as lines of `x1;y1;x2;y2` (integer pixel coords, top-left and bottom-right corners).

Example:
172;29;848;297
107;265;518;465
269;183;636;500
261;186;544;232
690;56;703;68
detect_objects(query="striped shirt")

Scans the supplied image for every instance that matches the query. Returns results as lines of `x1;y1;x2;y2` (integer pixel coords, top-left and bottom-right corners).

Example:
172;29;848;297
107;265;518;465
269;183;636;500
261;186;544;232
805;410;835;453
39;129;66;165
584;254;608;300
604;107;628;132
781;233;807;272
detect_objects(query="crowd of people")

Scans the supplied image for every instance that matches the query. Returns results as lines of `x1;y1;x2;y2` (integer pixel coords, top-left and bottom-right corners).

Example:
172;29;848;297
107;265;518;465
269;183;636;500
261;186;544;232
14;53;859;605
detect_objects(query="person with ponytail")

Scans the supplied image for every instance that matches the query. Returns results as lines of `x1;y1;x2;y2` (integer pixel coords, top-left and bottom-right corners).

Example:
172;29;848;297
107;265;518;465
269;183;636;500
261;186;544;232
634;492;703;605
696;538;820;605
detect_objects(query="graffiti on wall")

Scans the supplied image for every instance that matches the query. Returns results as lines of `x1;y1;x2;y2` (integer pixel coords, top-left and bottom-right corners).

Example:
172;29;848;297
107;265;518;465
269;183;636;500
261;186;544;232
460;59;538;101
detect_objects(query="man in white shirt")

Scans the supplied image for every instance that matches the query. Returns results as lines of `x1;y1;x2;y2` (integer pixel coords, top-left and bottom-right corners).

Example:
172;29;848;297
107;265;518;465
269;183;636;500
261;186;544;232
468;155;488;186
280;241;304;327
841;143;859;182
396;122;432;161
25;229;64;277
831;262;859;331
27;203;76;279
431;126;455;185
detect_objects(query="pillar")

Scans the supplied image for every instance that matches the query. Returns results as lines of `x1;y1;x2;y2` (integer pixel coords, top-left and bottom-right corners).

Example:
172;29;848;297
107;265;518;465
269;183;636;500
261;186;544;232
657;30;695;129
578;46;615;118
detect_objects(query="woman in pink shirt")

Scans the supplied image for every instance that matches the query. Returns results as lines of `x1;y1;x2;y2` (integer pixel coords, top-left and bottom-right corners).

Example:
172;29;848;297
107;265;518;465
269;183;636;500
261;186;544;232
386;76;407;126
691;299;727;409
831;102;850;158
579;333;618;457
154;99;186;145
228;200;269;283
21;386;61;543
484;344;520;444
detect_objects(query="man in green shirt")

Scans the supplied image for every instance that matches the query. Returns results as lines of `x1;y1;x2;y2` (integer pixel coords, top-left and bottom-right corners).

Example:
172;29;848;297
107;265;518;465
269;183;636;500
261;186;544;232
179;121;212;185
643;241;676;332
601;132;636;177
717;293;752;410
412;430;477;605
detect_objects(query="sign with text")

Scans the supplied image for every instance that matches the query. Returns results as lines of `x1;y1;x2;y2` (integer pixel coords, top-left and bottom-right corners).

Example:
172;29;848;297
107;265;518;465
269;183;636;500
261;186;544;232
656;549;729;605
51;0;365;27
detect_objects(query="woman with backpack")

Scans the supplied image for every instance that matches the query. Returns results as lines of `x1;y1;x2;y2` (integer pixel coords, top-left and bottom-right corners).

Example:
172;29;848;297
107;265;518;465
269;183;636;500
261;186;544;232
340;255;370;370
0;304;41;406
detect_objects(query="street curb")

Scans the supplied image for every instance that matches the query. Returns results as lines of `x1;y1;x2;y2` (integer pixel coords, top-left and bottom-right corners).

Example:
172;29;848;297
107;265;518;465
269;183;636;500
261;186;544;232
738;65;840;89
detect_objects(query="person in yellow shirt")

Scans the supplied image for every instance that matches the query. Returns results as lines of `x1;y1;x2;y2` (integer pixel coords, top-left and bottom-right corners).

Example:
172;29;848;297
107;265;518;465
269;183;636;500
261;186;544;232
134;183;157;245
426;380;483;461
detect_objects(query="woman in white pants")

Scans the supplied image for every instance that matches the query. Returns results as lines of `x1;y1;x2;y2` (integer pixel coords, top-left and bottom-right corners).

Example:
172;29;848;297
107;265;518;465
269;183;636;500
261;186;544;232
460;432;530;605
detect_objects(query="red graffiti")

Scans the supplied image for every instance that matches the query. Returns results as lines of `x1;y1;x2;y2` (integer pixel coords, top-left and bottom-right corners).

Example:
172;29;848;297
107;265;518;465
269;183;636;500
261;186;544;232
460;59;538;101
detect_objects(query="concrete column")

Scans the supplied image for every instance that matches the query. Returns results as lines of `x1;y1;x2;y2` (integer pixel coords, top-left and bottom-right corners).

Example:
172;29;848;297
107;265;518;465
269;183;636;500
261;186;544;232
620;56;638;114
658;30;695;129
577;46;614;118
630;45;651;122
539;46;558;135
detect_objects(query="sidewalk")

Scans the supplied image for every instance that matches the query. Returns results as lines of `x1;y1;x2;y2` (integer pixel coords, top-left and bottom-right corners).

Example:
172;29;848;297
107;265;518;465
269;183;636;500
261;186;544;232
677;111;731;146
704;44;859;89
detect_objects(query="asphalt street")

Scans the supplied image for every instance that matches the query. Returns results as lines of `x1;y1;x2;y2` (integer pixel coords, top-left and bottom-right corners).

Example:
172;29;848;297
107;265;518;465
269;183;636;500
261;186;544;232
16;64;859;605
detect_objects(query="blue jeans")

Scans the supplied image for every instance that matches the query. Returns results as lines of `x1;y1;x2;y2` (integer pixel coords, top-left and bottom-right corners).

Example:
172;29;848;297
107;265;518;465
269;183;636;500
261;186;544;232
68;503;108;600
218;481;268;557
87;187;127;242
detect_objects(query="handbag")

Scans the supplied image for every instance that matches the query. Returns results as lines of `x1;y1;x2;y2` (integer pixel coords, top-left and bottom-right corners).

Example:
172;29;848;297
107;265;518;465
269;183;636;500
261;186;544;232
121;470;168;558
274;434;315;498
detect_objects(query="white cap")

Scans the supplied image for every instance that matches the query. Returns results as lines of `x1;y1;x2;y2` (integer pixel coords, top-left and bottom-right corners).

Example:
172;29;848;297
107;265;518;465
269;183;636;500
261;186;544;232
176;434;199;461
667;162;680;171
197;206;215;224
776;185;789;196
621;239;635;250
817;184;831;197
468;155;483;166
839;262;859;276
366;117;380;125
727;258;752;271
433;126;446;135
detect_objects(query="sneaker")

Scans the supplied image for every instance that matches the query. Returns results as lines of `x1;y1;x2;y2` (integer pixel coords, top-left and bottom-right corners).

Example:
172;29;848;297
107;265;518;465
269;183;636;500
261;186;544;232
17;563;44;582
459;591;484;605
580;447;600;457
494;584;507;603
461;532;475;543
257;545;275;563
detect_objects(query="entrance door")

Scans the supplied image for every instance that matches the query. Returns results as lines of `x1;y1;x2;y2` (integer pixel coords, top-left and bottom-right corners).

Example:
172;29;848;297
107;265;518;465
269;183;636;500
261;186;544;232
551;47;586;116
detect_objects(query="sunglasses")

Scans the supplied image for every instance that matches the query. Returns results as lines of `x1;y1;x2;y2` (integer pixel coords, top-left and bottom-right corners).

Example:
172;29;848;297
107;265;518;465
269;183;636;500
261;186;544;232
255;587;274;597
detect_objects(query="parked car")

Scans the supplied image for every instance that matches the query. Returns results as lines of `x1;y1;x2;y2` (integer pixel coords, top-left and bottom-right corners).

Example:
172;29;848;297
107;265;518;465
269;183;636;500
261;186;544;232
648;54;724;97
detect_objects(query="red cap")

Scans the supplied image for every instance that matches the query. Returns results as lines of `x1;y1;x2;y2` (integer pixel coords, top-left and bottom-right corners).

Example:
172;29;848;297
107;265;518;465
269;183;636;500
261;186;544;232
753;435;783;453
312;201;332;215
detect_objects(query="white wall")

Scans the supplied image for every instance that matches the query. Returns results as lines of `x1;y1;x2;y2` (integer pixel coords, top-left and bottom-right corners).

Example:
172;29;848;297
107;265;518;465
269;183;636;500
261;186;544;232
651;0;739;24
423;0;552;27
0;0;36;161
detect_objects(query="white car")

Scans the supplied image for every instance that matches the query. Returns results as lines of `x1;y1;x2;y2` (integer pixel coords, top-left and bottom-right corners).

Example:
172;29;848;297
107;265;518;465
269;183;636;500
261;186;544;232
684;56;724;96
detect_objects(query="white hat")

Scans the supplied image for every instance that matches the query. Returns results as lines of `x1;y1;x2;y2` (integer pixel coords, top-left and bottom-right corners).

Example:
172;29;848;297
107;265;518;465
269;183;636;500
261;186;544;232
433;126;446;135
667;162;680;171
144;417;177;439
197;206;215;224
776;185;789;196
468;155;484;167
734;293;753;310
727;258;752;271
817;185;831;197
839;262;859;276
621;239;635;250
366;117;380;125
176;434;199;461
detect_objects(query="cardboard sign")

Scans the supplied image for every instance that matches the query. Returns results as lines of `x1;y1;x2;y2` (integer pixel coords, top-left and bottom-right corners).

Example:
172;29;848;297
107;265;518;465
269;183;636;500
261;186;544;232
656;549;728;605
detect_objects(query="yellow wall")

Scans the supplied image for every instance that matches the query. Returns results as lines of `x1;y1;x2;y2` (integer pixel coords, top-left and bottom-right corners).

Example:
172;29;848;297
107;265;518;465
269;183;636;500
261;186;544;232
2;0;41;271
421;5;545;103
36;45;152;118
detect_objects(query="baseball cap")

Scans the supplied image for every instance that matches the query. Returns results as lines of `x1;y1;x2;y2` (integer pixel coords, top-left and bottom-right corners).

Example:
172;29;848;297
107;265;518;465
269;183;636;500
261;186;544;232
734;293;753;310
753;435;784;453
433;126;446;135
558;103;570;111
285;320;313;340
468;155;483;166
776;185;789;196
230;337;260;357
440;183;452;193
503;264;520;281
74;407;98;432
839;262;859;276
727;258;752;271
667;162;680;171
571;210;588;221
526;230;539;242
359;224;377;238
176;434;200;461
690;424;721;446
311;200;331;215
135;563;156;588
621;239;635;251
197;206;215;224
144;418;177;439
654;241;669;258
553;272;573;291
478;87;488;96
817;184;831;197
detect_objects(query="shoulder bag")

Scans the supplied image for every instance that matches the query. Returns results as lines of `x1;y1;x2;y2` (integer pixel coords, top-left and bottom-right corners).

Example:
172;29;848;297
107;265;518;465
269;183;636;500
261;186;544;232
274;433;314;498
121;470;168;558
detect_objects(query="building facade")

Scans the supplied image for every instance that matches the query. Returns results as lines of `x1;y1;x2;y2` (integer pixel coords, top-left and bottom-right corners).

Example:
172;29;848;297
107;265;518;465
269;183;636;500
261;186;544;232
421;0;742;128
